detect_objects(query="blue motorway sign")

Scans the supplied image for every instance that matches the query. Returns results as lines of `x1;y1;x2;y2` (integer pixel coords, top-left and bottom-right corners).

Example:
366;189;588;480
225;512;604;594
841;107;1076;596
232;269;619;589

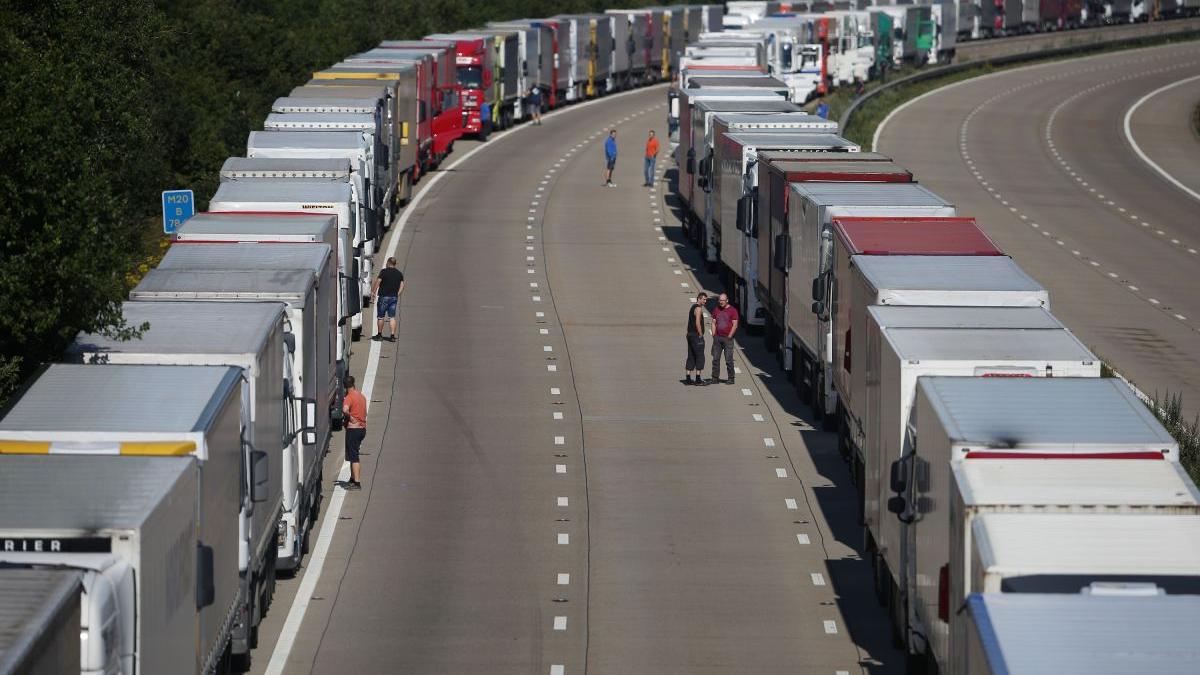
161;189;195;234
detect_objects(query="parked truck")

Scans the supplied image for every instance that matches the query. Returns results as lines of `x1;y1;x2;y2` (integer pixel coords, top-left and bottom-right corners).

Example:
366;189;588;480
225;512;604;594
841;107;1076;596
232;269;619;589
424;34;495;138
71;304;299;665
208;177;367;340
0;569;81;674
0;365;249;672
964;592;1200;674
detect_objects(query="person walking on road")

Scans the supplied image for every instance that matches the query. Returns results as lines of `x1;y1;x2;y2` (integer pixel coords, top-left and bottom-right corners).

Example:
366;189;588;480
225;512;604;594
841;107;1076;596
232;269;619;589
529;87;543;125
644;130;659;187
604;128;618;187
342;375;366;490
684;292;708;386
371;256;405;342
709;293;740;384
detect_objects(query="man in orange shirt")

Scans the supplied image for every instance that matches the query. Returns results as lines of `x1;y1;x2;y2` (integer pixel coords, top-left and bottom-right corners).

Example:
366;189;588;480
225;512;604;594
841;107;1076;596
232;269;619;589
341;374;367;490
644;130;659;188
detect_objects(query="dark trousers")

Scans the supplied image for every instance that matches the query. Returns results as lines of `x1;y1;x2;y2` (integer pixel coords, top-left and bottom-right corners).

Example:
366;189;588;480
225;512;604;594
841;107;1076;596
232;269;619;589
345;427;365;463
685;334;705;371
711;335;735;379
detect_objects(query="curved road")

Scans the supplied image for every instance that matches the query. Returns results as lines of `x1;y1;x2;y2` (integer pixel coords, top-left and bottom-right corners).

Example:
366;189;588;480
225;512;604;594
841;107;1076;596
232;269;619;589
247;85;902;674
878;41;1200;419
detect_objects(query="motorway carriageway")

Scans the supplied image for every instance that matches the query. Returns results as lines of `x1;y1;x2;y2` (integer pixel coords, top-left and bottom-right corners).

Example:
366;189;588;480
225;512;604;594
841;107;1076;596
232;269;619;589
877;40;1200;420
248;84;904;674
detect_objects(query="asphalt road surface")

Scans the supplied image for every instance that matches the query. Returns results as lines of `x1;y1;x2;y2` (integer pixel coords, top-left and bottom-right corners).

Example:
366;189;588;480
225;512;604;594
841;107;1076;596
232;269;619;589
877;41;1200;419
250;85;903;674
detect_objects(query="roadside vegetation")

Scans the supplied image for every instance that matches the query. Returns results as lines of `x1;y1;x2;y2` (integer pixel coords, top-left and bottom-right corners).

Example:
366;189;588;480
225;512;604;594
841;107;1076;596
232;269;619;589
0;0;652;406
1151;393;1200;483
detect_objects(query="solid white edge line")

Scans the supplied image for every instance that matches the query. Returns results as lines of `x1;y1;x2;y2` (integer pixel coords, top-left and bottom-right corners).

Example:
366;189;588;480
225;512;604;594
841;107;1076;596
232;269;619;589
265;82;667;675
1122;74;1200;204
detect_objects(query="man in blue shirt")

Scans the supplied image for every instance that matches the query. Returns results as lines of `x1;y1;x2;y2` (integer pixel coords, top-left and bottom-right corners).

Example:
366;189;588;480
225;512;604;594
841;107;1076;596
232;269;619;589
603;129;618;187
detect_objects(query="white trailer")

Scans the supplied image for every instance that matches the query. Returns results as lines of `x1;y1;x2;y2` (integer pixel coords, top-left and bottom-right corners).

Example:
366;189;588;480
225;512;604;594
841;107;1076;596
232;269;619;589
0;365;248;672
71;304;298;661
863;307;1102;639
970;513;1200;596
783;183;953;414
208;180;368;340
173;210;355;353
0;569;81;674
963;593;1200;675
895;375;1178;672
675;87;787;197
746;17;826;101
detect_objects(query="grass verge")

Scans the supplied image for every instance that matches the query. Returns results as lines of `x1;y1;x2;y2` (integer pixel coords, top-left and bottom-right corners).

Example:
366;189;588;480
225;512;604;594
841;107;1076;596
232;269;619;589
1151;392;1200;484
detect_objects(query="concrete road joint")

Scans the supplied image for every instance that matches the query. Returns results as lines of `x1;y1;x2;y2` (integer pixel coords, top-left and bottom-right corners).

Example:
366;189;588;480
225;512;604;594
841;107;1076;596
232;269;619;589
264;84;667;675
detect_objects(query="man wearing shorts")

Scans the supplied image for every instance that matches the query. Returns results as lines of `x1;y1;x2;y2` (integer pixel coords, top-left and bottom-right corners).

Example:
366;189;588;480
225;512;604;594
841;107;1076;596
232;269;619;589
604;128;618;187
684;292;708;386
342;375;366;490
371;256;405;342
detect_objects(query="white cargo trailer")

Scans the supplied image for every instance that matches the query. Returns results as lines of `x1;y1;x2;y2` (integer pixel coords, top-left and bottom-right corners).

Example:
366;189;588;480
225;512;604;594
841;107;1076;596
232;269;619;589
962;574;1200;674
863;308;1101;632
780;184;952;413
173;211;355;352
0;569;81;674
0;365;248;671
124;268;335;573
902;374;1180;667
207;180;368;340
970;513;1200;596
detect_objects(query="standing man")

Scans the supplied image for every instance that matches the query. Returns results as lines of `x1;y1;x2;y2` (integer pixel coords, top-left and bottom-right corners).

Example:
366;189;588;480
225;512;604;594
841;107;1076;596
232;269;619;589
604;128;618;187
709;293;740;384
530;87;543;125
342;374;366;490
479;101;491;140
684;292;708;386
371;256;405;342
644;130;659;187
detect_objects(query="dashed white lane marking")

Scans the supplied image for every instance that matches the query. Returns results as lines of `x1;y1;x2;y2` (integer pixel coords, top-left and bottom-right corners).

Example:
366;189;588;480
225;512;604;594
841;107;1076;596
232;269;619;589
775;468;788;478
797;534;811;545
1176;314;1188;321
823;620;838;634
528;269;536;274
551;666;565;675
527;246;535;251
547;365;558;372
556;464;567;474
811;573;827;586
536;311;545;318
1123;73;1200;204
673;270;683;275
557;572;570;583
680;282;689;288
540;328;550;335
752;413;765;422
558;533;569;545
553;411;564;420
554;436;565;445
667;257;676;262
741;388;753;396
785;498;798;510
532;296;542;302
543;345;553;352
550;387;561;396
763;438;776;448
554;616;568;631
1150;298;1161;304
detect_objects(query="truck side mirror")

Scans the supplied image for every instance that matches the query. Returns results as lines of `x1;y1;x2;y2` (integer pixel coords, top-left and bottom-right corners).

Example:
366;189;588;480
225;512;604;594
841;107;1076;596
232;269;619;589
251;450;270;504
196;544;215;610
889;459;907;493
298;397;318;445
887;495;906;515
811;301;824;316
282;333;296;355
380;144;389;165
811;276;823;301
773;234;791;271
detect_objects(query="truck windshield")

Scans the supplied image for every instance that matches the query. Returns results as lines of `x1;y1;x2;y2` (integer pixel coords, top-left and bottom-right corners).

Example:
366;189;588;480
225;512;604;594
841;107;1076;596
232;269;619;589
780;43;793;72
458;66;484;88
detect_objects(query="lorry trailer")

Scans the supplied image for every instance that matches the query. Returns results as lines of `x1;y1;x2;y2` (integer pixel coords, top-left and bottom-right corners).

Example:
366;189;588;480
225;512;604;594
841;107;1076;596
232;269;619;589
0;569;82;675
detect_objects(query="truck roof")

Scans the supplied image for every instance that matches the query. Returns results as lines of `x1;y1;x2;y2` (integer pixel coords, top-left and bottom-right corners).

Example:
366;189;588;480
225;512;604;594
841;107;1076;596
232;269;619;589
131;270;314;306
320;63;414;75
689;76;785;88
955;459;1200;508
834;217;999;255
724;131;858;150
0;456;192;530
682;88;786;100
210;180;351;205
177;212;336;238
0;568;83;671
0;364;241;435
967;593;1200;674
854;256;1044;294
220;157;352;180
886;327;1093;362
918;377;1174;449
246;130;366;152
272;97;378;114
290;83;391;100
159;242;330;272
791;182;951;207
71;301;284;359
973;513;1200;579
714;111;838;129
760;150;892;163
695;100;802;113
752;158;911;181
867;306;1062;330
264;112;376;131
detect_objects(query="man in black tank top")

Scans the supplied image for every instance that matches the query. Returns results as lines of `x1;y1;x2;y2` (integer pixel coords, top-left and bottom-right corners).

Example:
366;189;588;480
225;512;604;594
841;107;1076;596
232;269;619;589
684;292;708;386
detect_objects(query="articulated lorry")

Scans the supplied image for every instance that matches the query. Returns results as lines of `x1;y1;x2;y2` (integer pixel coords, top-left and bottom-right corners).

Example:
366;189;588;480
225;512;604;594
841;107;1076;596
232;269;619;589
208;177;367;340
0;365;248;673
0;569;81;674
424;34;496;138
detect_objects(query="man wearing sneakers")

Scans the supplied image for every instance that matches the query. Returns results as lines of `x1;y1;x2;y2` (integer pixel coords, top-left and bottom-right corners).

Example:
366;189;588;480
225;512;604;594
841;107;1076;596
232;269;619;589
684;292;708;386
604;128;618;187
341;375;366;490
371;256;405;341
644;130;659;187
709;293;739;384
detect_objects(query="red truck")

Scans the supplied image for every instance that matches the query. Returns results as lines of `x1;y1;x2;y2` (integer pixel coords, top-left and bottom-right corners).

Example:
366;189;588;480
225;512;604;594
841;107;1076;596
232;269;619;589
425;34;495;140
